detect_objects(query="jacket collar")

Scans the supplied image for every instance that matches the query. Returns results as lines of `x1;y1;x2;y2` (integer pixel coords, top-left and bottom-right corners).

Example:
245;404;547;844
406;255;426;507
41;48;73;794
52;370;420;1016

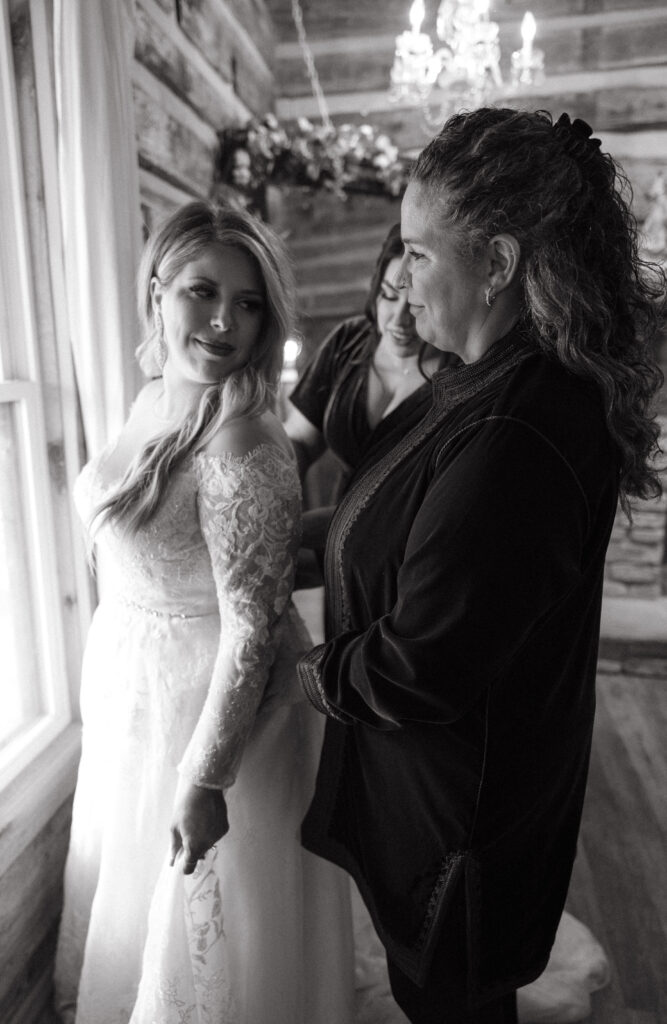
431;325;533;410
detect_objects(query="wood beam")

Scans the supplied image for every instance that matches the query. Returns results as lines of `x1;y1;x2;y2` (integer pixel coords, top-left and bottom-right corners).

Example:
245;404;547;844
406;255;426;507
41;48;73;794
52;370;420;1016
276;65;667;120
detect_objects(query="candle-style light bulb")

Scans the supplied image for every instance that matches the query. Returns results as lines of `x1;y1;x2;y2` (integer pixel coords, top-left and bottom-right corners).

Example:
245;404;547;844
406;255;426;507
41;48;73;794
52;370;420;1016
283;338;301;368
409;0;426;34
511;9;543;88
521;11;536;59
389;0;433;104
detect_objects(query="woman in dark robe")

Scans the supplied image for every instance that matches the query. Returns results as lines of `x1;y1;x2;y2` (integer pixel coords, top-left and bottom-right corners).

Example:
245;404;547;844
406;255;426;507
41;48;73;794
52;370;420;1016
297;109;664;1024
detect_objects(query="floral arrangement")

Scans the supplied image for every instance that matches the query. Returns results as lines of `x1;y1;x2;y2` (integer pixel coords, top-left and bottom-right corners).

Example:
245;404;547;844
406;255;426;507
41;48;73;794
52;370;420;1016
215;113;412;207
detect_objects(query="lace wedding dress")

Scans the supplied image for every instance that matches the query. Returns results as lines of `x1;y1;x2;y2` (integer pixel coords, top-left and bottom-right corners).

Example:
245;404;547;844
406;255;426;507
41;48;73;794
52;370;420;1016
54;443;355;1024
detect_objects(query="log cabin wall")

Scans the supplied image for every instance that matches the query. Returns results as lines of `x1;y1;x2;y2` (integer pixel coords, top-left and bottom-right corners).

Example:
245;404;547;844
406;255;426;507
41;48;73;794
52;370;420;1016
0;4;278;1023
133;0;276;228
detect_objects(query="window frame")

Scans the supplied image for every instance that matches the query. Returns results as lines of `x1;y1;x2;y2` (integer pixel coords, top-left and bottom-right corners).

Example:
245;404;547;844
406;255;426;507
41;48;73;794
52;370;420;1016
0;381;71;783
0;0;91;860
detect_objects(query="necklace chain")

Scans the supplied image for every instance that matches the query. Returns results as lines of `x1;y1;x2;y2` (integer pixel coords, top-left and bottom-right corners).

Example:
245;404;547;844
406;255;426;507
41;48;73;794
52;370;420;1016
372;353;423;387
387;352;422;376
393;358;418;376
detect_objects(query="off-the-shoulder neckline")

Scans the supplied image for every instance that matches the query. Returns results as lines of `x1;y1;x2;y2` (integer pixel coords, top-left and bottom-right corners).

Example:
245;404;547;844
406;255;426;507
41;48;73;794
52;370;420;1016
86;440;295;495
196;442;296;465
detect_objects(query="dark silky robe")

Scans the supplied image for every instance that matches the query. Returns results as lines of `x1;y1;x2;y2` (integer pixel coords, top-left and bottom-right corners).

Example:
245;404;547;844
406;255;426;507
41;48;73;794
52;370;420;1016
289;316;435;493
299;328;618;1005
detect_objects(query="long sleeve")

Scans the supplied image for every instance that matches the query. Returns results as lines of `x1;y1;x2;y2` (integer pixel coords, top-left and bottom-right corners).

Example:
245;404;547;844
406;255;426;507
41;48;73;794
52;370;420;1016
178;445;302;789
300;417;598;729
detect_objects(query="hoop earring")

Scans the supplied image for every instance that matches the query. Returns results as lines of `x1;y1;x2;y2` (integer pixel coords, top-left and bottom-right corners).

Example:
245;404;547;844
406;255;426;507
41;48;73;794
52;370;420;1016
485;287;496;307
155;312;167;371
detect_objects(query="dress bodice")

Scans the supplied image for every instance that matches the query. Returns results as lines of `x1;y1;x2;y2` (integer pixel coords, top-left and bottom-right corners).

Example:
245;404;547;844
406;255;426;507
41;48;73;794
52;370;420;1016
76;449;218;617
75;441;304;789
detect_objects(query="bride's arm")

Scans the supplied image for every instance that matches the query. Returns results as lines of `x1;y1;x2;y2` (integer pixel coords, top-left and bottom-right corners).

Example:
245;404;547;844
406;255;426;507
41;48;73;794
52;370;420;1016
170;440;301;871
174;436;301;826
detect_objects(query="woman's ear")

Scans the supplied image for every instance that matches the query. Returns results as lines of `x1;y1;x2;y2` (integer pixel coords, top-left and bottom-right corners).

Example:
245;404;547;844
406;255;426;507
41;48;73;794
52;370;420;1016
149;276;163;316
485;234;521;293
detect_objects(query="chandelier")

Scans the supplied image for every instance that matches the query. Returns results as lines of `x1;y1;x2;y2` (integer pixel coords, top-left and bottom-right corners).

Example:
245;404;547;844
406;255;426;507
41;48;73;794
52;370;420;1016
389;0;545;128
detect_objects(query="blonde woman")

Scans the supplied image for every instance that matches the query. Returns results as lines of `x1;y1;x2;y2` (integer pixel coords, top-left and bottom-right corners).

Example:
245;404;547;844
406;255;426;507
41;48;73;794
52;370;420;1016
55;201;354;1024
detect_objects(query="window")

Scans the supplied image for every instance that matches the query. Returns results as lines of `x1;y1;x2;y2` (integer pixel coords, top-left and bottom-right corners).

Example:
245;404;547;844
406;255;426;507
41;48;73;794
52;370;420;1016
0;385;70;780
0;0;87;793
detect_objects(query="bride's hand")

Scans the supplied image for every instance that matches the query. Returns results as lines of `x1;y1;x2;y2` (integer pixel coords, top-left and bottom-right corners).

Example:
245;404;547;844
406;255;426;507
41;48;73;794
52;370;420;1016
169;776;229;874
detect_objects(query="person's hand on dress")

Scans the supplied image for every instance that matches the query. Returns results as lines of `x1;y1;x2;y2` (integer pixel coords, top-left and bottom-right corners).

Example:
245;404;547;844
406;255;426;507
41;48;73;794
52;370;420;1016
170;775;229;874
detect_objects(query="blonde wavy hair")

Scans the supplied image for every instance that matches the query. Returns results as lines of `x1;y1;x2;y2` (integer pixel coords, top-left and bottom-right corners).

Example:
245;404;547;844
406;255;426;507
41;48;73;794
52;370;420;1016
93;201;296;535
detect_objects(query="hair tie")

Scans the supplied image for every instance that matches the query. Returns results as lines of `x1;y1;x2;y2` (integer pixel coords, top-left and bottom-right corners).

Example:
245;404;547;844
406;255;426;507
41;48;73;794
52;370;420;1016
553;112;602;162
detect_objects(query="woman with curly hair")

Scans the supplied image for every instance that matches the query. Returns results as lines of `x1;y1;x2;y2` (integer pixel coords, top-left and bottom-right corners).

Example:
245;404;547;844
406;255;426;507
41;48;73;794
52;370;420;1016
298;108;664;1024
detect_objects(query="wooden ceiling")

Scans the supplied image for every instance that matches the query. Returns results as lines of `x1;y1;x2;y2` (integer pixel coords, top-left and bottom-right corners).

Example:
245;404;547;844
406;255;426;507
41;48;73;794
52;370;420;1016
267;0;667;154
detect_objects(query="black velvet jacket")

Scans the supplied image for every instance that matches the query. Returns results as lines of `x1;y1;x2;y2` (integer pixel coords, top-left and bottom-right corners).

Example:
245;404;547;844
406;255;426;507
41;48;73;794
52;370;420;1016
298;328;618;1005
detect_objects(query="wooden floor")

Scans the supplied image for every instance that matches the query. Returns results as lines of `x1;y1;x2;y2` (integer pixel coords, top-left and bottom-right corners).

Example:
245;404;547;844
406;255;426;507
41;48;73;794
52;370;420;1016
565;670;667;1024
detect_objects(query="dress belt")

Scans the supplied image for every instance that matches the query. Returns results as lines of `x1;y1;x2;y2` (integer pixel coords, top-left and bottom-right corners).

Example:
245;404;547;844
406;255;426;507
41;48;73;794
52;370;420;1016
115;596;218;620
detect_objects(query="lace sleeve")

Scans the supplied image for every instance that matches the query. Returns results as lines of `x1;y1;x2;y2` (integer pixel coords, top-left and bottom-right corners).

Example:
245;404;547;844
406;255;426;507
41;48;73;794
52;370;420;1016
177;444;302;790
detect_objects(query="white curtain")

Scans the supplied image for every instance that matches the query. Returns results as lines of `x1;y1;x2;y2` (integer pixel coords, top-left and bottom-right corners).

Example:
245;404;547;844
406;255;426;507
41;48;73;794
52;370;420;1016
54;0;142;456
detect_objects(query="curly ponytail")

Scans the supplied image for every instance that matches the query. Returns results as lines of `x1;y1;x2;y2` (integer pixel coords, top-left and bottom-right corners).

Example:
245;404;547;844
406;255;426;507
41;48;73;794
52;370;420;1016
411;107;665;514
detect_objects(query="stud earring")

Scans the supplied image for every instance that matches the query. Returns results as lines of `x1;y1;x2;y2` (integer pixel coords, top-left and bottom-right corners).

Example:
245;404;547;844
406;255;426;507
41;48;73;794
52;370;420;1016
485;287;496;308
155;312;167;371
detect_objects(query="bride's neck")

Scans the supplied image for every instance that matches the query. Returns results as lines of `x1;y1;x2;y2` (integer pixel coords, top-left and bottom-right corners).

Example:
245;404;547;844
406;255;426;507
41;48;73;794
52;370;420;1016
157;372;212;424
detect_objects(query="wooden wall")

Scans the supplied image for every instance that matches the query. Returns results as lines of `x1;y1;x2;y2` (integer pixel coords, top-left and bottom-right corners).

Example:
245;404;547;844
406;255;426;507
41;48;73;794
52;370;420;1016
133;0;276;230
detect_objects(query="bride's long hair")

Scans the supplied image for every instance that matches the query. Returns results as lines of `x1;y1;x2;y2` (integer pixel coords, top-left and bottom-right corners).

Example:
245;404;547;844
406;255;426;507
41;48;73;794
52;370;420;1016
93;201;296;535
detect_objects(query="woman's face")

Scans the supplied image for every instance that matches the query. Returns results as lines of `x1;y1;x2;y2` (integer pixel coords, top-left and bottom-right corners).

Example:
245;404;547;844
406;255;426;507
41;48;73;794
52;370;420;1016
400;182;487;360
375;256;421;358
152;244;265;387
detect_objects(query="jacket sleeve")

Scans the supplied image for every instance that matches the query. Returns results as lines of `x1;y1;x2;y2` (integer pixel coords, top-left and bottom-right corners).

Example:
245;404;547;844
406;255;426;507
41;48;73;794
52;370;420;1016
299;417;594;728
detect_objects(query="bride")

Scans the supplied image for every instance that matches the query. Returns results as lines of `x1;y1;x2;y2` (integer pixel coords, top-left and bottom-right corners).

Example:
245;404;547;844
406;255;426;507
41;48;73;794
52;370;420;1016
54;200;354;1024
